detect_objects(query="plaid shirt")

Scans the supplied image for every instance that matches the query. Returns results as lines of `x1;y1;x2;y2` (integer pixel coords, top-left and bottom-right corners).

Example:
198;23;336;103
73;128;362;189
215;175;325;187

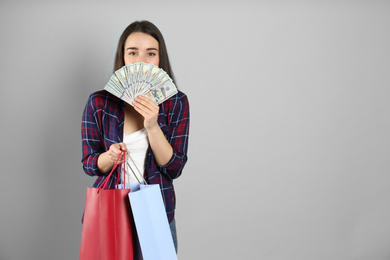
81;90;190;223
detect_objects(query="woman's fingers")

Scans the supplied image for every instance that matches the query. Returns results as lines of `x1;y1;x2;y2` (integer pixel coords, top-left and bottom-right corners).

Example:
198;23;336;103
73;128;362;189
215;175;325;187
109;143;127;164
133;95;159;130
134;96;158;113
117;142;128;151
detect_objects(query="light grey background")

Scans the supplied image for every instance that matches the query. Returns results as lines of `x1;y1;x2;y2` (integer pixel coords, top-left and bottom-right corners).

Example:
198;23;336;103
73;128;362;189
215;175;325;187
1;1;389;259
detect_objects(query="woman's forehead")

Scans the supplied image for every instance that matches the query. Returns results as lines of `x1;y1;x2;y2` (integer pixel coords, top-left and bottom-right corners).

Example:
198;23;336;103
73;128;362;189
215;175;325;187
125;32;159;48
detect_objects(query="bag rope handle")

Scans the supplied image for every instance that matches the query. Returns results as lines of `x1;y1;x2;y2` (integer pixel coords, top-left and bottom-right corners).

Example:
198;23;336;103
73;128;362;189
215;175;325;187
98;150;126;192
115;151;127;188
125;150;148;185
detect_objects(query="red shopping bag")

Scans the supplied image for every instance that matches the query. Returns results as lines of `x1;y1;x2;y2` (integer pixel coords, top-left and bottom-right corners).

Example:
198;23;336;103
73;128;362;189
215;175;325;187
79;151;133;260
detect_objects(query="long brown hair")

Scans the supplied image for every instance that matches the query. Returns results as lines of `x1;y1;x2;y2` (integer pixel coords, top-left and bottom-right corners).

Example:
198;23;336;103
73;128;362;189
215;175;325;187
113;20;175;82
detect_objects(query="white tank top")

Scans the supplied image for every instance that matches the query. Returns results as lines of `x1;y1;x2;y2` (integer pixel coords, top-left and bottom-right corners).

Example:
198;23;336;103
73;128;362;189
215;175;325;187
123;128;149;183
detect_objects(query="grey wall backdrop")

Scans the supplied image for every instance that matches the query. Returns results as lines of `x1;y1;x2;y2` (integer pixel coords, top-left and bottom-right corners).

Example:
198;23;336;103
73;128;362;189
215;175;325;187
1;1;389;259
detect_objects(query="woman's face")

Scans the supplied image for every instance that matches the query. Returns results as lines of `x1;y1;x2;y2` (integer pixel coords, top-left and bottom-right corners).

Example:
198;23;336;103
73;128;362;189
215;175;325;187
123;32;160;66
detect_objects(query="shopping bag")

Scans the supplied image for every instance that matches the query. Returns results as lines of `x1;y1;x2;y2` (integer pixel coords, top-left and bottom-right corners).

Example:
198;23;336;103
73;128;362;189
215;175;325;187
79;151;133;260
128;184;177;260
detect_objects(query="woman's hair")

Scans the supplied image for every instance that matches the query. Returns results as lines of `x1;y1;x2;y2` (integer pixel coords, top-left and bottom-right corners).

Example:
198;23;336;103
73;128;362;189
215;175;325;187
113;20;175;82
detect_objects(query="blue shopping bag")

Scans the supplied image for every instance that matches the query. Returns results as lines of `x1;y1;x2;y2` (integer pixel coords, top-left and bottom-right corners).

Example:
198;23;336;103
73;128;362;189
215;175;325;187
128;184;177;260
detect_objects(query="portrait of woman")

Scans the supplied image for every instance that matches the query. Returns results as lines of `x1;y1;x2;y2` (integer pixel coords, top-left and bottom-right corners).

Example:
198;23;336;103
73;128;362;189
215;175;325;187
81;20;190;256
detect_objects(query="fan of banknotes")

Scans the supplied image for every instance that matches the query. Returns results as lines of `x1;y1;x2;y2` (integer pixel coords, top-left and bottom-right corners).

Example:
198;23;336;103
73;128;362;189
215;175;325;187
104;62;178;106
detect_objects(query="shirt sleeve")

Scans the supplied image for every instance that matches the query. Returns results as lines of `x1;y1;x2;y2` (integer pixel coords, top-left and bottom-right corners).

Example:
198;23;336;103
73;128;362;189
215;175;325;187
157;93;190;180
81;93;105;177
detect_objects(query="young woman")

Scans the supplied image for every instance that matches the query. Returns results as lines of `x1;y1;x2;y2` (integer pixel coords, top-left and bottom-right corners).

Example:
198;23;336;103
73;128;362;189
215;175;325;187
81;20;190;253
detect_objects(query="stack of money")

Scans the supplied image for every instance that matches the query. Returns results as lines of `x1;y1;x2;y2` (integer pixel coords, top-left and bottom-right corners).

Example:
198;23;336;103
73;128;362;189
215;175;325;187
104;62;178;106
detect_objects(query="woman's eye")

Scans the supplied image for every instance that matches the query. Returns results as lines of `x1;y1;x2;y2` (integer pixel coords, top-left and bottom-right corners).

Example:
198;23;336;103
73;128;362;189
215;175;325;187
129;52;137;56
148;53;156;57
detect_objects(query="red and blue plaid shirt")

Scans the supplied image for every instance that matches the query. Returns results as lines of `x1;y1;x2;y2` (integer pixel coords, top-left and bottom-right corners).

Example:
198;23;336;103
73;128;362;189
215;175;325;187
81;90;190;223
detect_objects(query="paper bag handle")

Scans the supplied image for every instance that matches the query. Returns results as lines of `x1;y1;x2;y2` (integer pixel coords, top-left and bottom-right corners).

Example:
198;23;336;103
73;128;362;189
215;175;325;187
98;150;126;192
125;150;148;185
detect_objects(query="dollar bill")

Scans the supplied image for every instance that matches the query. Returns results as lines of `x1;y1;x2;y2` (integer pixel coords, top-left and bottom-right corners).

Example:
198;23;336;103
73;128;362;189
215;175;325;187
142;77;177;104
104;62;178;106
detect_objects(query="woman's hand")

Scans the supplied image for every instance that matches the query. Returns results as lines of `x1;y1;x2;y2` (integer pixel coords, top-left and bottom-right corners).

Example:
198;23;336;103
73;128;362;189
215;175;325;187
107;143;127;164
133;95;173;166
133;95;159;131
97;142;127;173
